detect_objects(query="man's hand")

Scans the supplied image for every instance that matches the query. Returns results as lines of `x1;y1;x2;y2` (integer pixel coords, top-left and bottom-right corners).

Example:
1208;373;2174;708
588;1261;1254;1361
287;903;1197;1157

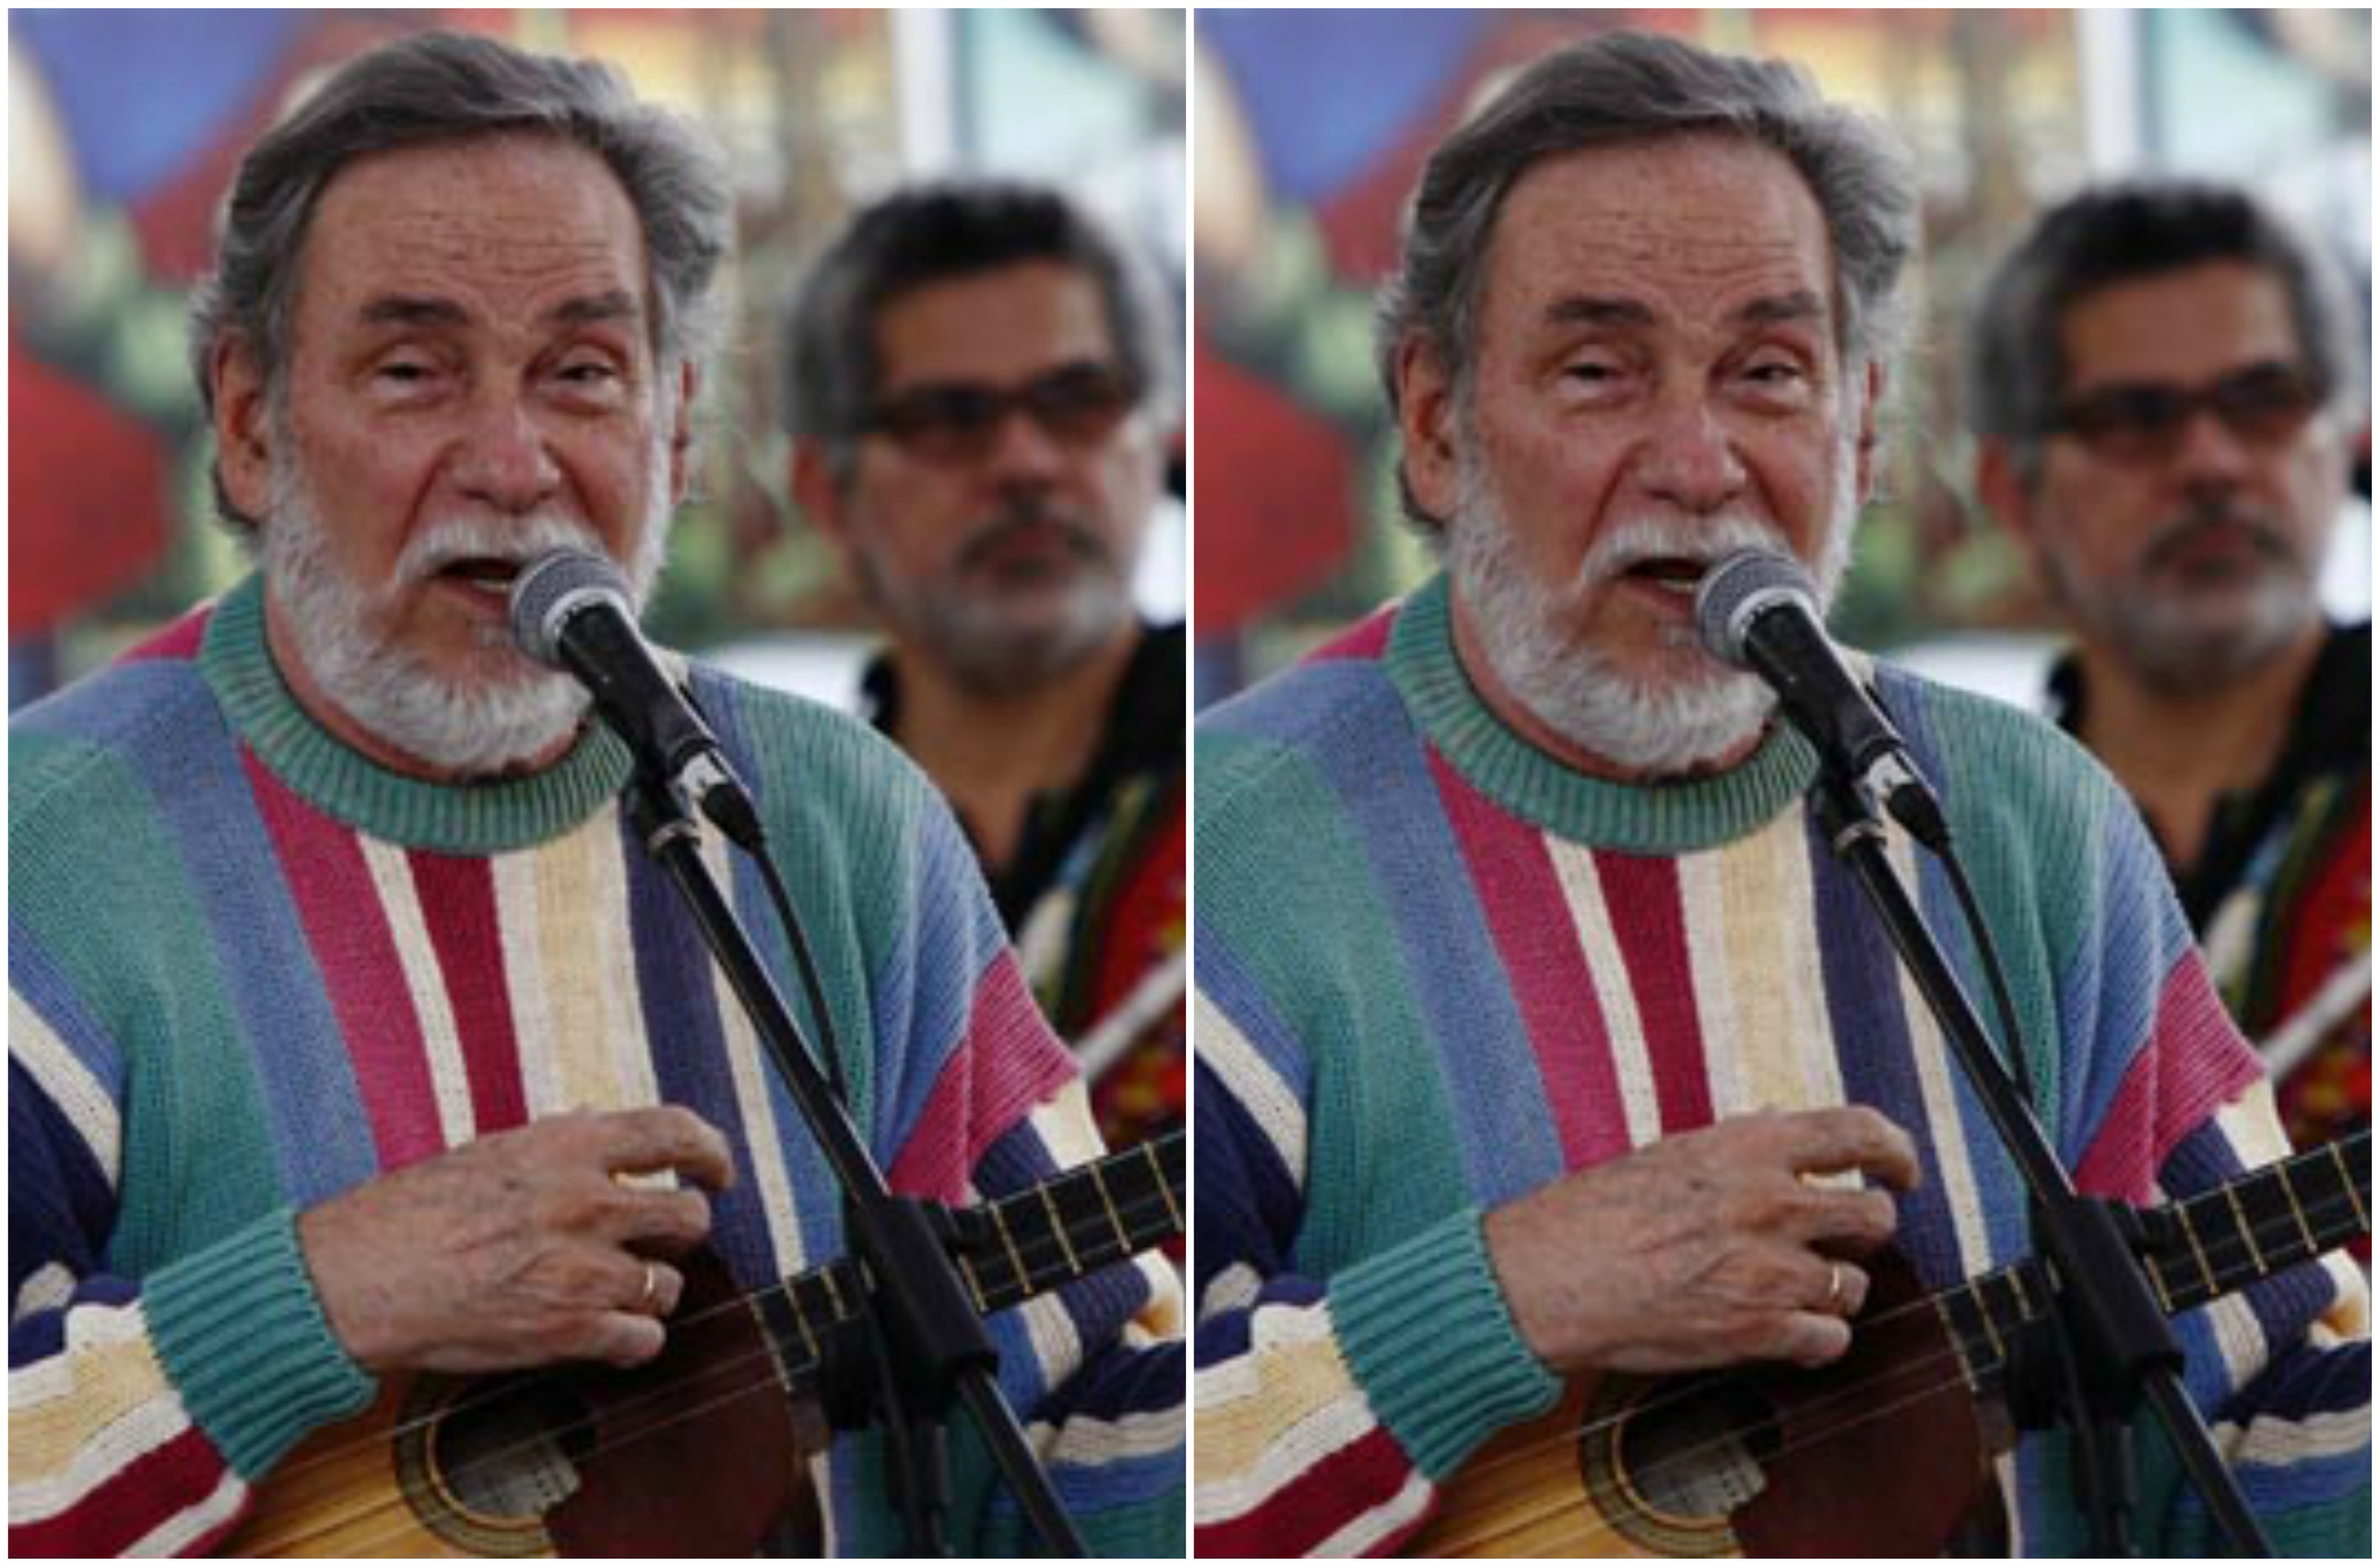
299;1108;737;1374
1483;1108;1920;1375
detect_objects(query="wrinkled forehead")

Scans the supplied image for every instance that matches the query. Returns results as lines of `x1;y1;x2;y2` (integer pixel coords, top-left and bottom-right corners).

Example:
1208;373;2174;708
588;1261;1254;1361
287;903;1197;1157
1482;136;1839;342
295;134;654;345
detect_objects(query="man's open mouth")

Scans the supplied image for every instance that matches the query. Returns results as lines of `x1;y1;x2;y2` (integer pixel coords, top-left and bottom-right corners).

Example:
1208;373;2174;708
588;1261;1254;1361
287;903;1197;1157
436;557;527;598
1622;556;1711;598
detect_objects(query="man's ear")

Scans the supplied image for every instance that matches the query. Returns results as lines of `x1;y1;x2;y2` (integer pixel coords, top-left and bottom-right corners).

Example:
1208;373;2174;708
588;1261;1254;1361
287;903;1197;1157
211;336;275;523
667;362;700;505
1395;335;1463;524
788;439;854;551
1852;358;1884;505
1974;436;2043;553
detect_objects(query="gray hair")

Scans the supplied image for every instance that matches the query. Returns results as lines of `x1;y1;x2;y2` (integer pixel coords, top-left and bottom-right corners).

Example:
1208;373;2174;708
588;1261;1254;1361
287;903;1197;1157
1377;30;1920;527
1965;179;2365;483
189;29;732;530
778;178;1177;486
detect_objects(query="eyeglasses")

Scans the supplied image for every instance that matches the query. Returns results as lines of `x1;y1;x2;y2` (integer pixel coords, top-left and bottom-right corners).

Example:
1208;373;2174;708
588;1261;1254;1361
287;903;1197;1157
2052;362;2324;465
866;364;1139;465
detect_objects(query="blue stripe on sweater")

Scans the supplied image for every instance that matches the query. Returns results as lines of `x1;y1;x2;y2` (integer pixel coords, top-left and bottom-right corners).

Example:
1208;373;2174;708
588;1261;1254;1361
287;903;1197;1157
1233;664;1561;1203
9;919;125;1106
618;808;796;1285
1805;803;1978;1292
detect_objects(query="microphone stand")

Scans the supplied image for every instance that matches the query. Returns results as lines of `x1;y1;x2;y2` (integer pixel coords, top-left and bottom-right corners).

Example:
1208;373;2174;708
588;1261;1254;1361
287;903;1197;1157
622;770;1088;1557
1808;771;2272;1557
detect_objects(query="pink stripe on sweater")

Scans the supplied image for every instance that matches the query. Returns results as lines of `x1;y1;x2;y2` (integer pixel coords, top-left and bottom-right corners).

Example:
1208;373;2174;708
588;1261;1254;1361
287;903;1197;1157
1430;750;1631;1168
1302;604;1397;665
118;606;209;665
407;852;528;1136
1594;852;1716;1135
2075;952;2265;1200
245;755;444;1169
886;950;1078;1202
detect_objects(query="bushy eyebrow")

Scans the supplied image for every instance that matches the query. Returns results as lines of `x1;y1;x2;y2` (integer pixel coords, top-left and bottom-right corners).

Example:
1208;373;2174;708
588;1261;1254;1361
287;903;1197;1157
355;289;644;331
1539;289;1828;331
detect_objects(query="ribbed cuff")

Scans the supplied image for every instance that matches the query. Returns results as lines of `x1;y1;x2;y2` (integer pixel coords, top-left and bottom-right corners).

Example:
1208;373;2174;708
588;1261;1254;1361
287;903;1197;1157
1329;1205;1559;1478
144;1206;377;1478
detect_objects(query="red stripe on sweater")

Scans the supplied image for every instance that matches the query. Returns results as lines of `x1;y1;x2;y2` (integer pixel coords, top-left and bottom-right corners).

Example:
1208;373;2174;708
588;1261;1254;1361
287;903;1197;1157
2075;952;2265;1201
887;950;1078;1202
1302;603;1397;665
1194;1424;1421;1557
1430;750;1631;1168
10;1423;241;1557
245;754;444;1169
118;605;210;664
1593;852;1715;1135
408;852;528;1135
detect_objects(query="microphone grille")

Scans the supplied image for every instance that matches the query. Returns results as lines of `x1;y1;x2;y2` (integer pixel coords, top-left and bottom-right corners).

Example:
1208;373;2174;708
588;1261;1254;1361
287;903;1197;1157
509;548;632;667
1693;548;1817;667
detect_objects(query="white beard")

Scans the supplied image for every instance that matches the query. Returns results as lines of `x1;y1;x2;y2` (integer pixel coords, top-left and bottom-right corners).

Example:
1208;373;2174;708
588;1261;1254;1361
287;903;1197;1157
261;446;674;776
1445;445;1858;776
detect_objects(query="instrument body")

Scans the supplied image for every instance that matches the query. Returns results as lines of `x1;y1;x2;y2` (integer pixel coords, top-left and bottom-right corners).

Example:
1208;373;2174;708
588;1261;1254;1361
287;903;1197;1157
224;1132;1186;1557
1414;1131;2370;1557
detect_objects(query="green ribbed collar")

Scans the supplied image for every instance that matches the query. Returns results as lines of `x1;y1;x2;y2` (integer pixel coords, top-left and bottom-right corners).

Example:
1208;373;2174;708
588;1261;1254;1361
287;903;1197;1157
1385;574;1820;855
199;574;635;855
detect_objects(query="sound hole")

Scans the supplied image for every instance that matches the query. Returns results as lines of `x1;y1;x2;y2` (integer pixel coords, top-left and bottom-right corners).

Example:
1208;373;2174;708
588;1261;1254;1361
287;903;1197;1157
400;1376;597;1555
1579;1373;1786;1557
1615;1376;1782;1523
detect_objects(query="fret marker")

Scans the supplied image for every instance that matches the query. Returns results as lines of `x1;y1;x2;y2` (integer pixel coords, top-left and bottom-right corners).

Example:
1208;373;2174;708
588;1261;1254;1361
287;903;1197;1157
2144;1249;2174;1316
2331;1140;2368;1233
991;1202;1030;1289
2176;1203;2220;1300
957;1250;989;1313
1142;1139;1182;1231
1042;1184;1083;1275
2274;1161;2318;1259
2225;1183;2267;1275
1089;1163;1129;1261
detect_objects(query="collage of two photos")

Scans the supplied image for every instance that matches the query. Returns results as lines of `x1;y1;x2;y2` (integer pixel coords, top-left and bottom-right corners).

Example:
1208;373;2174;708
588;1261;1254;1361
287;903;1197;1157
8;7;2371;1558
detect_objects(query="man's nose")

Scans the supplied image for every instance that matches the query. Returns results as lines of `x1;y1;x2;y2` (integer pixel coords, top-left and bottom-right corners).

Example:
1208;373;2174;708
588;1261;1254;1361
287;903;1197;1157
1633;391;1749;515
2166;402;2256;490
978;402;1070;484
450;396;564;514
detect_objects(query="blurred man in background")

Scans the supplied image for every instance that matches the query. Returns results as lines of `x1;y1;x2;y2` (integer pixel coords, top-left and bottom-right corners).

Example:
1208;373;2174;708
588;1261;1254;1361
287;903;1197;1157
1970;182;2370;1154
784;182;1185;1152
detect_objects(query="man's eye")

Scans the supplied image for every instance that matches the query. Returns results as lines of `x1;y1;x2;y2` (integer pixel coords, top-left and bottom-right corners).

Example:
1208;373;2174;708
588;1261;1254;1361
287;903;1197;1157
1745;360;1805;384
376;361;434;384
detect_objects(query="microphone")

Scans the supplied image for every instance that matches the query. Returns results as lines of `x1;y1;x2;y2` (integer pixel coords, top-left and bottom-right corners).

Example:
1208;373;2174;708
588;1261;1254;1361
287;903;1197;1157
510;549;764;850
1694;548;1949;851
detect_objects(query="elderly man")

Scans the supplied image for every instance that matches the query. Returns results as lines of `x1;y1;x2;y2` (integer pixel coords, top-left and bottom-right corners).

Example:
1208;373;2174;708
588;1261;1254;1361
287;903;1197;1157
784;182;1185;1152
1192;30;2367;1557
1970;183;2370;1156
10;32;1182;1557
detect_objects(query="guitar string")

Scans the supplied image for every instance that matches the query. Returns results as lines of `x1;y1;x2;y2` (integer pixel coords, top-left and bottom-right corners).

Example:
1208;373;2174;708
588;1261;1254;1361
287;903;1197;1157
252;1192;1180;1556
1436;1182;2362;1506
248;1168;2347;1552
1441;1346;2027;1555
256;1178;1178;1488
1435;1175;2369;1553
1465;1170;2365;1482
1423;1185;2362;1528
245;1186;1180;1552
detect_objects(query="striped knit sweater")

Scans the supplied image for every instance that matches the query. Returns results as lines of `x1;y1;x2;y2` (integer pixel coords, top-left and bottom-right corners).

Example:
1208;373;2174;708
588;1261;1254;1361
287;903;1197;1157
1192;575;2369;1557
9;574;1184;1557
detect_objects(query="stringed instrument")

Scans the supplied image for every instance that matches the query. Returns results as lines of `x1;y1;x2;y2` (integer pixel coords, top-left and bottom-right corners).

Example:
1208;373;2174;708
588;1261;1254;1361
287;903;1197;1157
1417;1129;2370;1558
225;1130;1185;1557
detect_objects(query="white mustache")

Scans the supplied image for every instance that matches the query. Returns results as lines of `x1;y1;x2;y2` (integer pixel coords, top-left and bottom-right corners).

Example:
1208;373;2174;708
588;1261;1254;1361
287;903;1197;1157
1579;514;1797;584
398;514;610;583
